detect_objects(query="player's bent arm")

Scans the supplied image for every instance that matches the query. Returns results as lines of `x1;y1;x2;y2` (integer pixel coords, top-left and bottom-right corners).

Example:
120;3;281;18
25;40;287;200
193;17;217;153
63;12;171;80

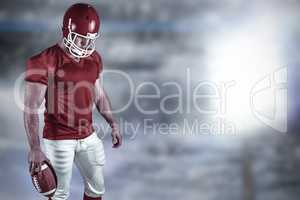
94;78;122;147
23;81;47;150
24;81;50;174
94;78;117;127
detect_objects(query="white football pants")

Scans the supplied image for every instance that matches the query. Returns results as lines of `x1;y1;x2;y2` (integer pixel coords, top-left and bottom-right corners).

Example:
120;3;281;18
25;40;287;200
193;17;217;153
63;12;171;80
42;132;105;200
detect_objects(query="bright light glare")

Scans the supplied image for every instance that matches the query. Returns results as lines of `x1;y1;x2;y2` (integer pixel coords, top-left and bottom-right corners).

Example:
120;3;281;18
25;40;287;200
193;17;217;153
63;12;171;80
206;15;284;131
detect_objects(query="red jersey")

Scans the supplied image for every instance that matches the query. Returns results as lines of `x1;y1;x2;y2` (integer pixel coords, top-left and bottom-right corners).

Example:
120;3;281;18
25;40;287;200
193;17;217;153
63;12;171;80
25;44;102;140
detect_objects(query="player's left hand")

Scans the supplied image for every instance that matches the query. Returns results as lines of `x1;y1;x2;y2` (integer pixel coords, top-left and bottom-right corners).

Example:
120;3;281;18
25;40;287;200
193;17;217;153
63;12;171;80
111;125;122;148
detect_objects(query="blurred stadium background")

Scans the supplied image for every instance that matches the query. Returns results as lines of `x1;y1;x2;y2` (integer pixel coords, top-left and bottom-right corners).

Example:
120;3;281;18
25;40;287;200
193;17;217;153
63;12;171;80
0;0;300;199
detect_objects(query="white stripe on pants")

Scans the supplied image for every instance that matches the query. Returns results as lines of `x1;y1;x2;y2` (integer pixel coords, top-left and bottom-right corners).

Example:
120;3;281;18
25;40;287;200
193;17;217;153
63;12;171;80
42;132;105;200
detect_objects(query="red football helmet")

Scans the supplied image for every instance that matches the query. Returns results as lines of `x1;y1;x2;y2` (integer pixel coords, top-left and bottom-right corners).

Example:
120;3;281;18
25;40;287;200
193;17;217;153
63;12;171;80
62;3;100;58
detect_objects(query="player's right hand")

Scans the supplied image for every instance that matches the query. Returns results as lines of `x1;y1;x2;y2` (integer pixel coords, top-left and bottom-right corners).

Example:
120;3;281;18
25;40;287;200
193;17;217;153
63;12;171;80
28;147;50;175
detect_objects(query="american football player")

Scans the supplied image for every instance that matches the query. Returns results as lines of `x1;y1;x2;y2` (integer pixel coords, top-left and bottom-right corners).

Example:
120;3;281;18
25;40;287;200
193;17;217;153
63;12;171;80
23;3;122;200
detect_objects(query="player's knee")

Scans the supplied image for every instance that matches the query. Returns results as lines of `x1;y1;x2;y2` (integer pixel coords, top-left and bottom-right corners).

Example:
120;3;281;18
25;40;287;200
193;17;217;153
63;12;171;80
86;177;105;197
53;190;69;200
85;189;105;198
94;179;105;196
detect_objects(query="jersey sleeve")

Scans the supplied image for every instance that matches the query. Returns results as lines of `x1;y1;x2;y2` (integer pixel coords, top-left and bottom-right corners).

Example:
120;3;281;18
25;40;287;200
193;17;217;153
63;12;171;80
25;48;56;85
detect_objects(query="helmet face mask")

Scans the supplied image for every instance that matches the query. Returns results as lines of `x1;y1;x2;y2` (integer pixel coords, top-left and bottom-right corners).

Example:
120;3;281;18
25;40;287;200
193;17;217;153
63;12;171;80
62;3;100;58
63;20;99;58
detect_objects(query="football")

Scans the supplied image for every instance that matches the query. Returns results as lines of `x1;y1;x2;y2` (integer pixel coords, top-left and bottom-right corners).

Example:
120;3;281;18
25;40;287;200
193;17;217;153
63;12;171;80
31;161;57;198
